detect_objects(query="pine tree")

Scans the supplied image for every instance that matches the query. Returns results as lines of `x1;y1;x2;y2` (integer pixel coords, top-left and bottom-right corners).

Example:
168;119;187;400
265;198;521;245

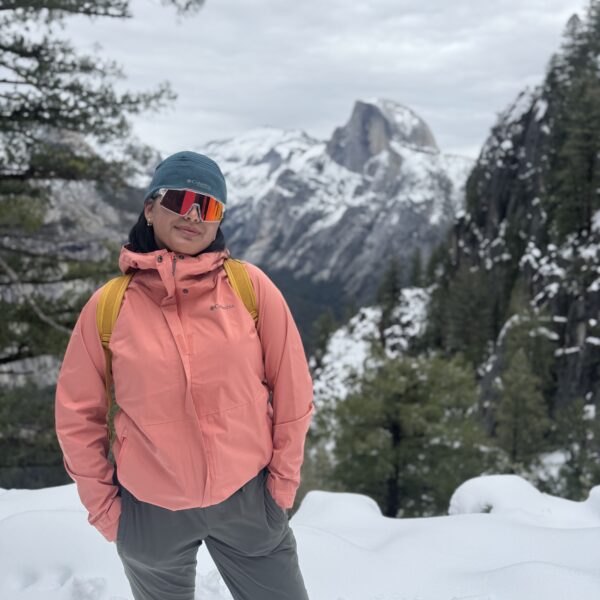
0;0;204;488
0;380;60;488
549;70;600;240
560;13;587;75
0;0;206;338
551;397;600;500
375;256;402;344
492;347;552;470
544;0;600;241
424;240;447;286
421;235;454;350
409;247;422;287
341;297;359;324
331;349;492;518
310;307;339;371
503;299;557;402
584;0;600;55
433;263;495;367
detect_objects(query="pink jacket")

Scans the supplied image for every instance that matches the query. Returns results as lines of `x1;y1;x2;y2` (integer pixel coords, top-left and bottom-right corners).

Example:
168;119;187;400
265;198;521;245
54;244;314;542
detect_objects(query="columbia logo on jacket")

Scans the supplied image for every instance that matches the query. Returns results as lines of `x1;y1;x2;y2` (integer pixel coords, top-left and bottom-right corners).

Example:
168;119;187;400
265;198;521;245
210;303;234;310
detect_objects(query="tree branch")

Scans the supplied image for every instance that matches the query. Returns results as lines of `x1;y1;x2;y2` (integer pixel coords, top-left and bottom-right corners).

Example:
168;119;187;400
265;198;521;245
0;1;130;19
0;251;71;334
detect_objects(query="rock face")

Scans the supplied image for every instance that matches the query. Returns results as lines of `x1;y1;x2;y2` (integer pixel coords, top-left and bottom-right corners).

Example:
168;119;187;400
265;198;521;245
203;98;473;333
439;82;600;413
326;99;440;173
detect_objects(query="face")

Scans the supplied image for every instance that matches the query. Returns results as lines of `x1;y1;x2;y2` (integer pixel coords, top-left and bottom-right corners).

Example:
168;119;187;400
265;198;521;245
144;195;222;255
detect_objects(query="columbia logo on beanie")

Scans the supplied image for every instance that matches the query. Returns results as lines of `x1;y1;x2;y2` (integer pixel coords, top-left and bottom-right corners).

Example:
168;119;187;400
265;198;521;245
186;178;211;189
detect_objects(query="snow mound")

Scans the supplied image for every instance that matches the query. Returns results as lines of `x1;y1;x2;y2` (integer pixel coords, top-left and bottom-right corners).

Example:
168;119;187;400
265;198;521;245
449;474;600;528
0;476;599;599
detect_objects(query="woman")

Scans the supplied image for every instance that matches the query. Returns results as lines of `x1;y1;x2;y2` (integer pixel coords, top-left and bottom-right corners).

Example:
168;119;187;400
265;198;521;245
54;151;314;600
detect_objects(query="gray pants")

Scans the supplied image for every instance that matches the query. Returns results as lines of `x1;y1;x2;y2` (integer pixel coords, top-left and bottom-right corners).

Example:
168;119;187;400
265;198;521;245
115;467;310;600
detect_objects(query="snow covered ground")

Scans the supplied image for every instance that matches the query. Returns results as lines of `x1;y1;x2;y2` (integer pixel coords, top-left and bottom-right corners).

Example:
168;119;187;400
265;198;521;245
0;474;599;600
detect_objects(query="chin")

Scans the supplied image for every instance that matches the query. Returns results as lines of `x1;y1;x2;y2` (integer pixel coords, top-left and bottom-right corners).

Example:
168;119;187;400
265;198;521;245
172;241;212;253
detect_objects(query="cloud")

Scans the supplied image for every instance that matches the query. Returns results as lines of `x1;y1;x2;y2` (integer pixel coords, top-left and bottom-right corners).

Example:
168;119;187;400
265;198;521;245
63;0;586;159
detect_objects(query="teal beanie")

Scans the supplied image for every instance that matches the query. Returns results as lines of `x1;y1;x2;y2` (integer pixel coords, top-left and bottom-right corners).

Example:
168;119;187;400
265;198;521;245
144;151;227;204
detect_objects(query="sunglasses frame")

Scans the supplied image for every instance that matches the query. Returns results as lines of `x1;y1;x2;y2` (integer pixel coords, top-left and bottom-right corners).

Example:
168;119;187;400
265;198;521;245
153;187;226;222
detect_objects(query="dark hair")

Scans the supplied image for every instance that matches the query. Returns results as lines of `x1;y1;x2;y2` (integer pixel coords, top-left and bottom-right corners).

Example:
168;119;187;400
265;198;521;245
127;198;228;255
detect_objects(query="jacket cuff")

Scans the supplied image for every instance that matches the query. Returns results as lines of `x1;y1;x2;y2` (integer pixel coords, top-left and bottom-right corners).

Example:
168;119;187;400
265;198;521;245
266;472;297;510
89;494;122;542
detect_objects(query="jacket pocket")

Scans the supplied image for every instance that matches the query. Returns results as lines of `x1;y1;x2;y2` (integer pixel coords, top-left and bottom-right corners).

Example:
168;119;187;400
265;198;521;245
263;475;287;521
116;433;129;469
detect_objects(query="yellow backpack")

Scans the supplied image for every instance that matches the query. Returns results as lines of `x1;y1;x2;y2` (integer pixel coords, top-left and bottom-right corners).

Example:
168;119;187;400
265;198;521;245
95;258;258;448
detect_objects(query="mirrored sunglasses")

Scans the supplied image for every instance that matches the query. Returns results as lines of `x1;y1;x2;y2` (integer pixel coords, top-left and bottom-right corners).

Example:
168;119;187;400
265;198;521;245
156;188;225;222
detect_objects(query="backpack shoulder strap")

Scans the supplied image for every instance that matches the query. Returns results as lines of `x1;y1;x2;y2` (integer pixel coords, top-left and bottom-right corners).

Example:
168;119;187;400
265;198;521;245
96;272;135;417
97;273;136;349
223;258;259;325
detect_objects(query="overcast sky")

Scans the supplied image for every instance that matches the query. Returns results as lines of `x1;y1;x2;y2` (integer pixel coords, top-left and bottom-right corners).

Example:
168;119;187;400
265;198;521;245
64;0;588;160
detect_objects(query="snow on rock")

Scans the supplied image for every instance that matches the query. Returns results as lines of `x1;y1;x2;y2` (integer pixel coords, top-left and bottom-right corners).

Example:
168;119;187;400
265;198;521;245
382;286;432;356
311;305;382;406
312;285;432;407
592;209;600;233
202;126;319;210
361;97;440;152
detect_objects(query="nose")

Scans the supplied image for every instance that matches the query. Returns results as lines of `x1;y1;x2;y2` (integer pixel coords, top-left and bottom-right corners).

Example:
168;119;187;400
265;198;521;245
183;204;202;223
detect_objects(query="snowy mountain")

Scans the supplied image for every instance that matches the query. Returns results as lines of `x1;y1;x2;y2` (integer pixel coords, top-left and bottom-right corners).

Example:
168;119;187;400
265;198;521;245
203;98;473;321
8;96;470;387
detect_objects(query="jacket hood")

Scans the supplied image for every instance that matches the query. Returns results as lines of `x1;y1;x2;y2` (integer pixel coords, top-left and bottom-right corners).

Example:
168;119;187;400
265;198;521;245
118;242;231;278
